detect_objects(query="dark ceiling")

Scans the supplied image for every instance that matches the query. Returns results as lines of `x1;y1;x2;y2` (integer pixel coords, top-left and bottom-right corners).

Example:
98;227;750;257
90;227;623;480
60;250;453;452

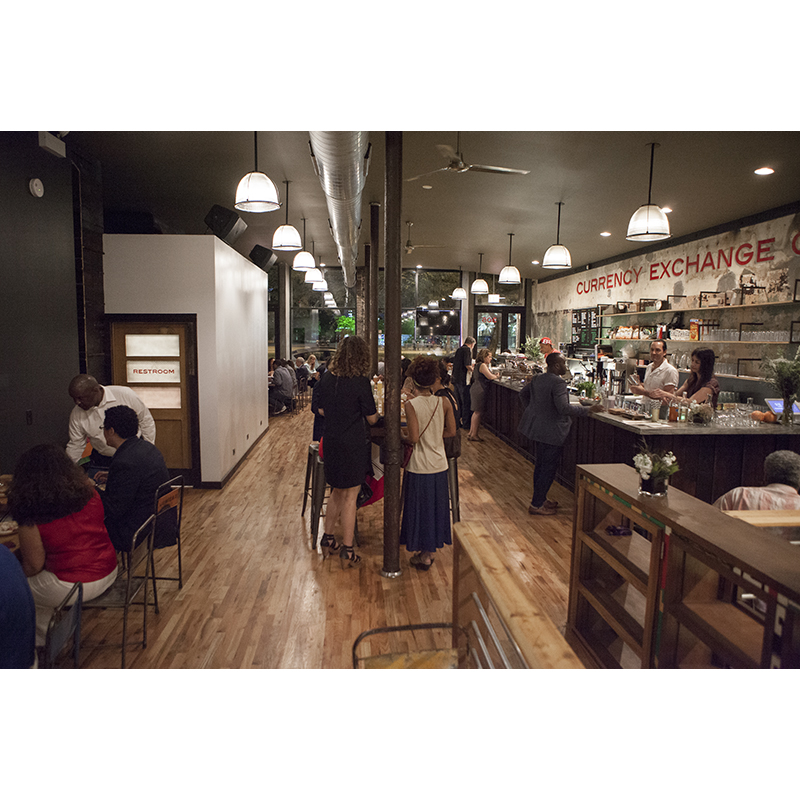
66;131;800;282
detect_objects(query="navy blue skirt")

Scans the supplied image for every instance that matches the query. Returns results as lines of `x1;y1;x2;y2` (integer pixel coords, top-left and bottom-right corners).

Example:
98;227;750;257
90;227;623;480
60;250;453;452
400;470;452;553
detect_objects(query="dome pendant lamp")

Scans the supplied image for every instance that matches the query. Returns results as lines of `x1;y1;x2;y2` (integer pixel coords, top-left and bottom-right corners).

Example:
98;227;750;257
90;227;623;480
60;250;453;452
488;274;500;304
626;142;671;242
451;266;468;300
235;132;281;213
499;232;521;284
470;253;489;294
542;201;572;269
293;219;315;271
272;180;302;250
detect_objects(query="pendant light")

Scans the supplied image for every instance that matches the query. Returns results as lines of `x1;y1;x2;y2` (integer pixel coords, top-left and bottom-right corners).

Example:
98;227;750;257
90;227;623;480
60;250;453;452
272;181;301;250
487;273;500;304
451;286;467;300
235;132;281;213
304;266;323;283
470;253;489;294
626;142;671;241
542;202;572;269
293;220;315;270
499;233;521;284
312;268;328;292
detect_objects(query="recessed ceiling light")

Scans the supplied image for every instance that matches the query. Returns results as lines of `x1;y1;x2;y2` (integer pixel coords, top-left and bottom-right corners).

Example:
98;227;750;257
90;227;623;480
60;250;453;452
600;231;611;237
661;207;672;214
416;264;422;269
422;184;433;190
754;167;774;175
531;260;540;265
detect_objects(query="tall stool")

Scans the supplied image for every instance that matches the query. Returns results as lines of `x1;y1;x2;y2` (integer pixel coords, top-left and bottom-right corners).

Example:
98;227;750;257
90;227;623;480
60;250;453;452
302;442;320;516
446;457;460;524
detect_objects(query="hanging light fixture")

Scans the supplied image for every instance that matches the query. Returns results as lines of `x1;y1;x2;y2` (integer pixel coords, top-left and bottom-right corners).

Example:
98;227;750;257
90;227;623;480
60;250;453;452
488;273;500;304
272;181;301;250
293;222;315;271
451;286;467;300
626;142;671;241
499;233;521;284
542;202;572;269
304;267;323;283
312;268;328;292
470;253;489;294
234;132;281;213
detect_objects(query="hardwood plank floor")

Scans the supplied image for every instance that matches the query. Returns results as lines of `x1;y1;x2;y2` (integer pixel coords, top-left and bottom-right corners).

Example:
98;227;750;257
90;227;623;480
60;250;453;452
77;407;577;668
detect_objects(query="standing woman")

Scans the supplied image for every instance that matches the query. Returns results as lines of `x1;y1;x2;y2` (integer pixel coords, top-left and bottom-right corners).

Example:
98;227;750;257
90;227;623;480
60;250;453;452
7;443;118;646
655;347;719;408
316;335;379;567
468;348;500;442
400;356;457;570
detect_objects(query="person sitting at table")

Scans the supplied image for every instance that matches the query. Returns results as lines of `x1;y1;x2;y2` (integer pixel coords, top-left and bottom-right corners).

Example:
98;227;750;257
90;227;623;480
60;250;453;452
66;374;156;470
306;353;320;386
714;450;800;541
269;359;294;414
629;340;679;403
0;543;37;668
654;347;720;409
7;443;118;647
96;405;174;552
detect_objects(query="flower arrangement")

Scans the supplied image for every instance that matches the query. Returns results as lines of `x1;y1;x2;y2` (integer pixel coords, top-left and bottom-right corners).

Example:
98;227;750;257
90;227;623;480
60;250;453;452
522;336;542;361
689;400;714;424
633;438;680;480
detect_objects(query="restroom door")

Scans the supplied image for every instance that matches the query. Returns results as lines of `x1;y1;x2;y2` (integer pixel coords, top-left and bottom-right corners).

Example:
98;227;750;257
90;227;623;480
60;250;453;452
110;318;197;476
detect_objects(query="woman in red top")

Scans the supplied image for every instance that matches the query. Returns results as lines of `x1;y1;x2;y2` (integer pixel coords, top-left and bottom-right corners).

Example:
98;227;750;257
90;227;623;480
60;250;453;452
8;444;118;646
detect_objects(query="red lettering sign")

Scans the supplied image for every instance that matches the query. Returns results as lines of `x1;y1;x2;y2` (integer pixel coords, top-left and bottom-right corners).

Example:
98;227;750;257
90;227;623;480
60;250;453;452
756;238;774;262
735;243;753;265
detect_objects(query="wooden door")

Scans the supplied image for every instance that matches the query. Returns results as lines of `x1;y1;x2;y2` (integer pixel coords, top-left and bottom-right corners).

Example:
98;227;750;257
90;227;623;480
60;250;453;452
110;320;195;472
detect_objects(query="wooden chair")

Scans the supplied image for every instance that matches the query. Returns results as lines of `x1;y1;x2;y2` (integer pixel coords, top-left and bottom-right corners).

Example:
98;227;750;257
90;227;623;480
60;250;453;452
42;582;83;669
83;514;155;668
148;476;185;613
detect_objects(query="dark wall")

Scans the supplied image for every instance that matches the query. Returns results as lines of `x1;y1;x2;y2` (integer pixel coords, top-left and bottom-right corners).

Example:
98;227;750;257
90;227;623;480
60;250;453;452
0;132;81;472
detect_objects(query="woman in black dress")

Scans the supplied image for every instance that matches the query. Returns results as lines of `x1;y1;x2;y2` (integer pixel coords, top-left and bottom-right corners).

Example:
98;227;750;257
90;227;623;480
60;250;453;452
468;348;499;442
316;336;379;567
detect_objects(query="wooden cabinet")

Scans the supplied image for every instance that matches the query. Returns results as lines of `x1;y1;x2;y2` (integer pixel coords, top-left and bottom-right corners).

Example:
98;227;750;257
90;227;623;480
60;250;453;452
567;463;800;668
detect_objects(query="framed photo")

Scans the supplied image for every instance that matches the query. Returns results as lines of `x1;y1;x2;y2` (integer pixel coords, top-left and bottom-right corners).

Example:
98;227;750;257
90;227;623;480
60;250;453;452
637;298;662;312
794;279;800;303
666;294;686;310
791;321;800;344
699;291;725;308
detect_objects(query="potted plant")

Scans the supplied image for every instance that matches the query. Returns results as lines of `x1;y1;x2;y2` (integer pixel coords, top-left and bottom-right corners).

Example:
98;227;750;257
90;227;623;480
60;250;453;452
689;400;714;425
575;380;596;399
761;346;800;425
633;438;679;497
522;336;542;362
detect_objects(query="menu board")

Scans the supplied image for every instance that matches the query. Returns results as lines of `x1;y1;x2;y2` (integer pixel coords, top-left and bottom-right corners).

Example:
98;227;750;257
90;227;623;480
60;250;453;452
572;307;599;346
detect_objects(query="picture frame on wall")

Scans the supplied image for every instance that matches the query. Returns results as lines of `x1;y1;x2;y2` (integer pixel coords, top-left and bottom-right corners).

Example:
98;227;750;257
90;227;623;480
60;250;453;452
794;279;800;303
791;321;800;344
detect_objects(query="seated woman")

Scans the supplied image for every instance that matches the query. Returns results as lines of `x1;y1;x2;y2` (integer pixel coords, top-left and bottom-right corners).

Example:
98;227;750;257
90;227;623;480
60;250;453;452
7;443;118;647
306;353;320;386
654;347;719;408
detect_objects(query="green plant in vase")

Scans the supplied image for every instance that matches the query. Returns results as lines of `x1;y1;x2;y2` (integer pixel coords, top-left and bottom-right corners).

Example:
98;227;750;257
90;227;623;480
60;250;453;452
575;380;596;398
761;346;800;425
523;336;542;362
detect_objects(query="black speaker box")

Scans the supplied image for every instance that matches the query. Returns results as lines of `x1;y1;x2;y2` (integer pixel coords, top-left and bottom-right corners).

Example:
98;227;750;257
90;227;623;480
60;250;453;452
204;204;247;245
249;245;278;270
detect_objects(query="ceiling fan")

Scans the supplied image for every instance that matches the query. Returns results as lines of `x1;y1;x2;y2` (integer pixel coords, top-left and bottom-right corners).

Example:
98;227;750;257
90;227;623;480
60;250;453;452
406;132;531;182
404;221;444;254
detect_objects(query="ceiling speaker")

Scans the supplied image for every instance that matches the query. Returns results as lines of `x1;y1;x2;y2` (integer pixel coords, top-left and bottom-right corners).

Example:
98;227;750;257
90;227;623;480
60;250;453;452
204;204;246;245
249;245;278;270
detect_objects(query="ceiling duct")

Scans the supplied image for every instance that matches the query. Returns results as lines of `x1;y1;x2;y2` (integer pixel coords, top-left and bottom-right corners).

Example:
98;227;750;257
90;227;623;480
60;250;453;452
308;131;371;288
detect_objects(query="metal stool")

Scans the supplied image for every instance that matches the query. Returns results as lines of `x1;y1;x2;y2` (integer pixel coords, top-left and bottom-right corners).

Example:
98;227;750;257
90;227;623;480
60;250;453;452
302;442;320;516
446;457;460;524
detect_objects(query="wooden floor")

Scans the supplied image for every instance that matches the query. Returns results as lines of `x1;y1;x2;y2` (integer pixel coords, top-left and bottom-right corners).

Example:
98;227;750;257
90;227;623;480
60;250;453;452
77;405;577;669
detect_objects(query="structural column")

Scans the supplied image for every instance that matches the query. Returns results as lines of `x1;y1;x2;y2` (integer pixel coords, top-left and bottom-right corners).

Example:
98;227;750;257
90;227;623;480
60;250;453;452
382;132;402;577
369;202;380;374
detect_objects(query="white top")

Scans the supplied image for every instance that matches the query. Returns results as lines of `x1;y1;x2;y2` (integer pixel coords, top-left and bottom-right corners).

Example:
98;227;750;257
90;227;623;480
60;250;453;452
66;385;156;462
407;394;447;475
642;360;679;393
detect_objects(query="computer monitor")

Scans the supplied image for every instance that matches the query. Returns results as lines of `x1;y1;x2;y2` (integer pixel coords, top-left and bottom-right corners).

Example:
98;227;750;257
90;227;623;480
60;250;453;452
764;398;800;415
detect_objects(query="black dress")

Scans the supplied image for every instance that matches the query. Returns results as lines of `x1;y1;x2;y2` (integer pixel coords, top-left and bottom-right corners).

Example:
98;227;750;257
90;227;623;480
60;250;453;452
317;370;377;489
470;364;492;413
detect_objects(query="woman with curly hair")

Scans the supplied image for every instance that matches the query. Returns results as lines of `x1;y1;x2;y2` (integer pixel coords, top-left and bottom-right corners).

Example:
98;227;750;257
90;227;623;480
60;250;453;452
8;443;118;646
468;348;500;441
400;355;457;570
316;335;379;567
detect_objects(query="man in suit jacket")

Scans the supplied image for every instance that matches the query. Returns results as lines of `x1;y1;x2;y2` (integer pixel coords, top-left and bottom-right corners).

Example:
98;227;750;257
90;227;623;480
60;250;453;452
449;336;475;430
96;405;174;551
518;352;603;516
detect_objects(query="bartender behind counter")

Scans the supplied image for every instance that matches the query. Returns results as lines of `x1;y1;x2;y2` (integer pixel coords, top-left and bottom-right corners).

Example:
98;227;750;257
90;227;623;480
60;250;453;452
629;340;679;404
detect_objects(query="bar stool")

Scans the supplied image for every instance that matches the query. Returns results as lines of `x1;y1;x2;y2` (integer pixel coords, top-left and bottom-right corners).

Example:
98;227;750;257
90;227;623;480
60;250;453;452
302;442;320;517
446;457;460;524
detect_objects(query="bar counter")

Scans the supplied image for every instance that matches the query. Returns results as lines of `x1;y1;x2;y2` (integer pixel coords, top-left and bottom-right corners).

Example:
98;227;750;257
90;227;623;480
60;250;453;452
483;379;800;504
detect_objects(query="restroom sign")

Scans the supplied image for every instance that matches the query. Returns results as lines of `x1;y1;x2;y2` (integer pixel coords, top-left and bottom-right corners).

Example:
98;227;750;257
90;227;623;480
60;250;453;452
126;360;180;383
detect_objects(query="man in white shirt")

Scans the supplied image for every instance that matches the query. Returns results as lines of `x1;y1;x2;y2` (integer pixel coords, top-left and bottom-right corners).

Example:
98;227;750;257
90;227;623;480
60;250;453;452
66;374;156;467
629;340;678;403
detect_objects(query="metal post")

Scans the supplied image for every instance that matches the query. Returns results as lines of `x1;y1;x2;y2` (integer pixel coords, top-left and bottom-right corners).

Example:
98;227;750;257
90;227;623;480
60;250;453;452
382;132;402;578
355;258;367;338
369;202;380;375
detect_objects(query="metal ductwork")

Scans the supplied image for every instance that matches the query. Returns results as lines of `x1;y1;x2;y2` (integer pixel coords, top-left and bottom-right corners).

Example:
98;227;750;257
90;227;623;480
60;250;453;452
308;131;371;288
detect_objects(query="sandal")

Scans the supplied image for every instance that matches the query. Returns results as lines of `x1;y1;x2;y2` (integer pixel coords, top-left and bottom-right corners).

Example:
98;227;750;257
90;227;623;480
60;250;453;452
320;534;340;558
340;545;361;569
410;552;434;571
467;435;483;442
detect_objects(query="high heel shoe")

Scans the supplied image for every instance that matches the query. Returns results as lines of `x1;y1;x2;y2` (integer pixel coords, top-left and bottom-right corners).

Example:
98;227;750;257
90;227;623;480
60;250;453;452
340;545;361;569
320;534;340;558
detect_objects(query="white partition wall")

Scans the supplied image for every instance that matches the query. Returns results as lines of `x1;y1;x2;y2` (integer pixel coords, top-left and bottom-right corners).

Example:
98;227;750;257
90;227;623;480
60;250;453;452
103;234;270;485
